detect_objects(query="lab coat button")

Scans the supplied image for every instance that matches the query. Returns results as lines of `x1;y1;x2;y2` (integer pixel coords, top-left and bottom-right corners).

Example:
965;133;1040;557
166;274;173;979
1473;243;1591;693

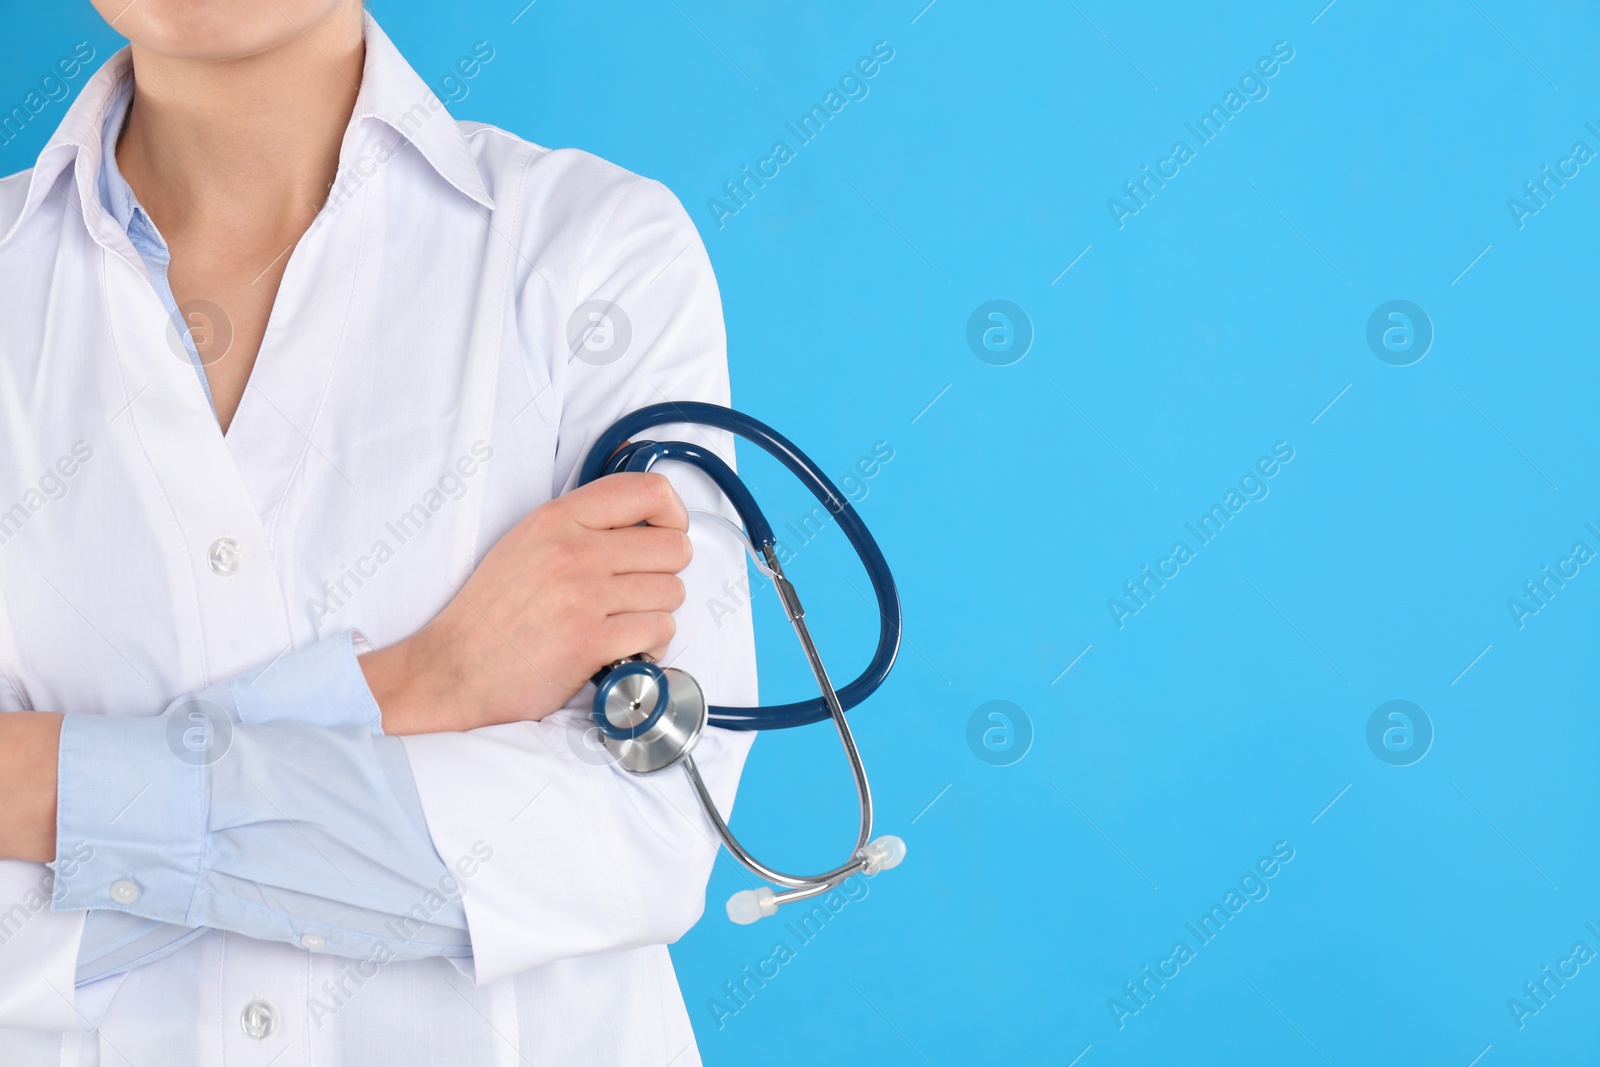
240;999;277;1040
109;879;139;904
208;538;242;576
300;932;325;950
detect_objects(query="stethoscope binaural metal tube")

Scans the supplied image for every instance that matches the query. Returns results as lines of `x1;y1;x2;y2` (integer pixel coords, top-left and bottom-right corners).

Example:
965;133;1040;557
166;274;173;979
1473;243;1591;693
682;542;873;884
579;403;907;923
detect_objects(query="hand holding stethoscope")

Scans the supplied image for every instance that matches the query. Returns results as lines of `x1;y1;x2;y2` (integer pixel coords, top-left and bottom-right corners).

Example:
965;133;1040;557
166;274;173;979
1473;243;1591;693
578;402;906;923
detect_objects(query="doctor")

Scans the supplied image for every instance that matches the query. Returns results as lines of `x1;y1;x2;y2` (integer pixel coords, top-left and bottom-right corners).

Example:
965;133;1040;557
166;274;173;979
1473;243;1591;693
0;1;756;1064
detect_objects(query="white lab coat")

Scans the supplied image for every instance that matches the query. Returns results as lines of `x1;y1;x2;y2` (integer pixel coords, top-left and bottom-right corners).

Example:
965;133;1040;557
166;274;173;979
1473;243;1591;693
0;15;755;1065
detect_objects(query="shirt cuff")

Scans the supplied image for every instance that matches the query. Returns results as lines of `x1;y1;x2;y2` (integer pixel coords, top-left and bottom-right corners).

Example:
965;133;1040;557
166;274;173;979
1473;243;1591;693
230;630;383;735
53;712;203;926
54;703;470;964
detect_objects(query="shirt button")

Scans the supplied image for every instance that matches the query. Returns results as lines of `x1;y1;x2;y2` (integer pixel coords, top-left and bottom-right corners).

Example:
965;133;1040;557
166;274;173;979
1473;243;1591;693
109;879;140;904
300;932;325;950
208;537;242;576
240;999;277;1041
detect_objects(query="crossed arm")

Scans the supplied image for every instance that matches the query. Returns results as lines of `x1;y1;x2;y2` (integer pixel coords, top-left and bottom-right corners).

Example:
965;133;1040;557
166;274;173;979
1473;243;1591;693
0;470;693;866
0;460;757;1026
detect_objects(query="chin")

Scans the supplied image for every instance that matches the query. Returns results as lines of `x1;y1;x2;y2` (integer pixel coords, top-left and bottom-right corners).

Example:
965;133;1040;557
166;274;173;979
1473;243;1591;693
93;0;360;61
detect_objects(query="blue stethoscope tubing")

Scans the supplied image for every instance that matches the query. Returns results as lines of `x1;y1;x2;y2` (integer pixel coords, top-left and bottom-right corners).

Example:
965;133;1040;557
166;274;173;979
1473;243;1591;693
577;401;903;732
577;401;908;920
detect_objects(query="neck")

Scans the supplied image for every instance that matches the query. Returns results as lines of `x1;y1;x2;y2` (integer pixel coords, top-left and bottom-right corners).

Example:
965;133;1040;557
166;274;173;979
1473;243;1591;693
115;5;365;242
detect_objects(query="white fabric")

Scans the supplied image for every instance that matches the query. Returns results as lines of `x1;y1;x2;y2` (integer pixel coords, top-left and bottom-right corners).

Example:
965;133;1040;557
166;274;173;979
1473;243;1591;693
0;15;755;1065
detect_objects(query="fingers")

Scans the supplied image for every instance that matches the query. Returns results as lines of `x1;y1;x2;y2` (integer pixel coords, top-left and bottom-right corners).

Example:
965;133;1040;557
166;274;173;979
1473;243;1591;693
601;524;693;575
562;472;689;532
601;572;687;616
602;611;677;664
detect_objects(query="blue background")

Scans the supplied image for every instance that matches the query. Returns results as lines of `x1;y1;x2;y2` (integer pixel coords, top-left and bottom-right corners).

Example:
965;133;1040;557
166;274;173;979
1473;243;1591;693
5;1;1596;1064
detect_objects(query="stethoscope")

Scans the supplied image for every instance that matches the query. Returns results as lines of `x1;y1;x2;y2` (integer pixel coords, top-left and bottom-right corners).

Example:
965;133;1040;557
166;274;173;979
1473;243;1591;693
577;402;906;924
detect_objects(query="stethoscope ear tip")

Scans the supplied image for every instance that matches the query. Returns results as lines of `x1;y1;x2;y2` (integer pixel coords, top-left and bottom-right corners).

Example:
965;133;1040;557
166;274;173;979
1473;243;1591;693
726;887;778;925
862;835;907;875
723;836;909;924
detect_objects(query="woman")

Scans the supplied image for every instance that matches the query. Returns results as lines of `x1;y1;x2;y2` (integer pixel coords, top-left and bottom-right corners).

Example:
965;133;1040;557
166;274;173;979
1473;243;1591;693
0;2;756;1063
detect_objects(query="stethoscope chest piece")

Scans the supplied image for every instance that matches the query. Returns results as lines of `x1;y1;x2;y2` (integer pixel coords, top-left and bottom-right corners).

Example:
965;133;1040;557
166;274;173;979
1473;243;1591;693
594;659;708;774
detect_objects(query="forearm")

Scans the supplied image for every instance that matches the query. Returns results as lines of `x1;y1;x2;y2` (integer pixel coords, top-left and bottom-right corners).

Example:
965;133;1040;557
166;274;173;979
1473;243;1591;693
0;712;62;864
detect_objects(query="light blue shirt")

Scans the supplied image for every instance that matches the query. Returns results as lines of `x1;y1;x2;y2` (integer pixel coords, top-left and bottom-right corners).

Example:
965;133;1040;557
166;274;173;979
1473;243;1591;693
57;84;470;985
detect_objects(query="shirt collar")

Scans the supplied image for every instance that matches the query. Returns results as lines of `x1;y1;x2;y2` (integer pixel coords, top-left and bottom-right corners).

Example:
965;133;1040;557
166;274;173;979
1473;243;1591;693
1;12;492;249
98;77;140;235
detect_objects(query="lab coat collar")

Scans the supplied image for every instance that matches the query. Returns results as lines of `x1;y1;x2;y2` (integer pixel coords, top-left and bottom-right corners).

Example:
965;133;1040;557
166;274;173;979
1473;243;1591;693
0;47;132;251
355;13;495;210
0;12;492;250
